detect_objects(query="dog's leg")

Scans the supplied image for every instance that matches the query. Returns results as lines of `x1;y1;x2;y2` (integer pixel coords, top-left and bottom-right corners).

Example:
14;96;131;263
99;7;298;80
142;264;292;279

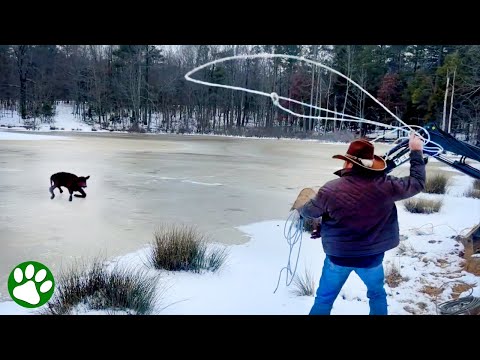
49;186;55;199
68;188;73;201
74;188;87;198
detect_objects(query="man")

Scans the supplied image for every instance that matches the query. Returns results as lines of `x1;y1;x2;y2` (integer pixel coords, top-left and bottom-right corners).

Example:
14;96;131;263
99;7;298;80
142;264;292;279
297;133;425;315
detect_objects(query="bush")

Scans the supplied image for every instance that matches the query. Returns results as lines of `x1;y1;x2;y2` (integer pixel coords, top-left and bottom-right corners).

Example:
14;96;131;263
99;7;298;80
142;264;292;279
474;179;480;191
424;173;449;194
148;224;228;273
128;123;146;133
39;259;160;315
404;198;443;214
385;263;408;288
464;188;480;199
290;268;316;297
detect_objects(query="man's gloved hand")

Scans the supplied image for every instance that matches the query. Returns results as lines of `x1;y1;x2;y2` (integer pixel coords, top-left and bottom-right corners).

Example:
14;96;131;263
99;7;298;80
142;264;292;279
310;223;321;239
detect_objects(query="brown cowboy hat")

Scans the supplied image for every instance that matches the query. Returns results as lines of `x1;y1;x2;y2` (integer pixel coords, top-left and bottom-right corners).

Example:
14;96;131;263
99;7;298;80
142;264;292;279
332;138;386;171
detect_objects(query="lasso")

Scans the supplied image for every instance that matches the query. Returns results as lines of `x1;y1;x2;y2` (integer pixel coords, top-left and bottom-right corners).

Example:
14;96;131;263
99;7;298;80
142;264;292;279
185;53;444;154
185;53;445;291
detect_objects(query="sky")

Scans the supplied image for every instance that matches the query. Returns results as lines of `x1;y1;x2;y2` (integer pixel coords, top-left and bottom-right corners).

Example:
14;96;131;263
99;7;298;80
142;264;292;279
0;105;479;315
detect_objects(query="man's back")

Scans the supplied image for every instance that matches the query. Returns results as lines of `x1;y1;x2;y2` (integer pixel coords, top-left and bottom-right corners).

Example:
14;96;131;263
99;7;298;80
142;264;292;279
299;149;426;257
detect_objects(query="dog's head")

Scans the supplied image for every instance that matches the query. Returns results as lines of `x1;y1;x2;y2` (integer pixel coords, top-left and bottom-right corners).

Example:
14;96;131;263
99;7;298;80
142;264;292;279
77;175;90;188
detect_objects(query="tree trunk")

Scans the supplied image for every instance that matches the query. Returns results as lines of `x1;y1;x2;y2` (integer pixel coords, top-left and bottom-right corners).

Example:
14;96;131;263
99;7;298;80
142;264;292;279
308;45;318;132
145;45;150;128
447;68;456;134
19;74;27;119
442;69;450;131
14;46;30;119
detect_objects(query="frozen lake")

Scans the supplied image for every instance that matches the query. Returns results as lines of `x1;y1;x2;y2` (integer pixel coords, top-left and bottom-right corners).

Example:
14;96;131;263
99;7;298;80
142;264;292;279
0;130;441;300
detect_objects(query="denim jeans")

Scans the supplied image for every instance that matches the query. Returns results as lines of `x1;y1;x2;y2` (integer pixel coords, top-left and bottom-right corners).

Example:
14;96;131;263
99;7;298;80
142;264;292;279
309;256;388;315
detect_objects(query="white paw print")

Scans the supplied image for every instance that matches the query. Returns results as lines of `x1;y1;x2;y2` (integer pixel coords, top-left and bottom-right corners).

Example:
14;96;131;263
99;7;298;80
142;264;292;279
12;264;53;305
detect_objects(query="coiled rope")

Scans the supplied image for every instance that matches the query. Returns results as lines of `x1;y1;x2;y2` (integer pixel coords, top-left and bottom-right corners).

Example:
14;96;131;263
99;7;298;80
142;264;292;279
435;280;480;315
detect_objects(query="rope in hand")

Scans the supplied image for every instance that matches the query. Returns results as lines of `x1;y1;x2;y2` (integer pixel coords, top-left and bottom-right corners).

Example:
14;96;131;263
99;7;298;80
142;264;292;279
273;210;304;293
273;210;320;293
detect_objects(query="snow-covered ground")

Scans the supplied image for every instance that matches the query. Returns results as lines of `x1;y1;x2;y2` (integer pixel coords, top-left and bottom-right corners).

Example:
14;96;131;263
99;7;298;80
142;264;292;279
0;103;97;132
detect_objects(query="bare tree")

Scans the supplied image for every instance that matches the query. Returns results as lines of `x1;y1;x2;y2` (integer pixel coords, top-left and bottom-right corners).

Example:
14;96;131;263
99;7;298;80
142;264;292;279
12;45;32;119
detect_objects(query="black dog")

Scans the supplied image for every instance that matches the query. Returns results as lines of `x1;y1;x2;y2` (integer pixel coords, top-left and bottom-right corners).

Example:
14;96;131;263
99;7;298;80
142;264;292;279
49;172;90;201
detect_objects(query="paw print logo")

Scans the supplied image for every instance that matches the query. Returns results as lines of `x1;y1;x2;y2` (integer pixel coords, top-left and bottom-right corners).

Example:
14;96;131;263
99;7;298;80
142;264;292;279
7;261;55;308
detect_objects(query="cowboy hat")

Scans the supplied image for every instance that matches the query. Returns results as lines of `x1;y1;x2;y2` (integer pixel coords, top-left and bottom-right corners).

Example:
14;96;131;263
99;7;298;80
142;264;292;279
332;138;386;171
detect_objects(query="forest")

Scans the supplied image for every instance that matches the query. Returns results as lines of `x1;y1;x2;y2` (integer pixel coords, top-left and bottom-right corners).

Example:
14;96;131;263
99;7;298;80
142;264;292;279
0;45;479;143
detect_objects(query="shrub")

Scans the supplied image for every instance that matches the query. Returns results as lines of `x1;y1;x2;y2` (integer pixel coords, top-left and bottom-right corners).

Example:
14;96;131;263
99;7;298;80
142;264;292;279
148;224;228;273
39;259;160;315
424;173;449;194
404;198;443;214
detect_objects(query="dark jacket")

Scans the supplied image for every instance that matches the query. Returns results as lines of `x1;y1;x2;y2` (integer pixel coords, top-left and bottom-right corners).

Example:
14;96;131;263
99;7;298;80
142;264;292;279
298;150;426;257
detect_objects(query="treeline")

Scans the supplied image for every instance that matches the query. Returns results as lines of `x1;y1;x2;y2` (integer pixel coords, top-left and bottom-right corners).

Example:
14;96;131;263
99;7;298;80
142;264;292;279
0;45;479;143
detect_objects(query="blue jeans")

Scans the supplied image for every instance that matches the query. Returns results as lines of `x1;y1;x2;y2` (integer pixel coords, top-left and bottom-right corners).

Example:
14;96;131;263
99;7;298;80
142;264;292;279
309;256;388;315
